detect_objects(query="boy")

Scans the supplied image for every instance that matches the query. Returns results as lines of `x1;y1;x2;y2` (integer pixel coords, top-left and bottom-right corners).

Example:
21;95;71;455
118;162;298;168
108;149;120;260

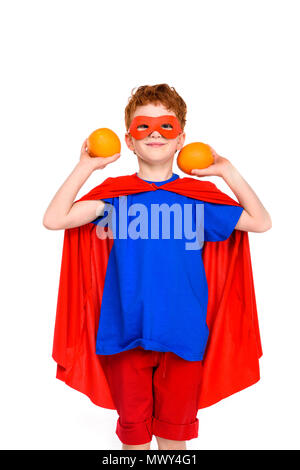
43;84;272;451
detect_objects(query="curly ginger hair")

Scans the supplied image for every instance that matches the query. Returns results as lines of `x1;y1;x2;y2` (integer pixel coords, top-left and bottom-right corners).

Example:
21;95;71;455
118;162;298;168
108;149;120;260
124;83;187;132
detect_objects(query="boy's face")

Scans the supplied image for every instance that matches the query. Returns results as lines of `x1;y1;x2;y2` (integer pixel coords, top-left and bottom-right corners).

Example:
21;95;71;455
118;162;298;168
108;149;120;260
125;103;186;164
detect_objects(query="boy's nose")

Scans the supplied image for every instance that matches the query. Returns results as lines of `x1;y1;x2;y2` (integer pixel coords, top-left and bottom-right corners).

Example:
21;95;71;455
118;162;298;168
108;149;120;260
149;130;162;137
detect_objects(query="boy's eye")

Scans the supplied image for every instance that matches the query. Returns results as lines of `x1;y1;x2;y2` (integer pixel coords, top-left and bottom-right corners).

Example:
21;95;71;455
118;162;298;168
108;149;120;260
137;123;173;130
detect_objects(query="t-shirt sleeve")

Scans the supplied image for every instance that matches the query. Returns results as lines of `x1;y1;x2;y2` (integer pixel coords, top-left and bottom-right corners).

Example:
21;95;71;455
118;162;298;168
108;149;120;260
203;201;244;242
91;197;114;224
99;197;114;205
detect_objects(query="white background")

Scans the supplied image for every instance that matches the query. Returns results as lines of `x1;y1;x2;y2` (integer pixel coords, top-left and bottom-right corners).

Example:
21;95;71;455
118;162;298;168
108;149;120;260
0;0;299;450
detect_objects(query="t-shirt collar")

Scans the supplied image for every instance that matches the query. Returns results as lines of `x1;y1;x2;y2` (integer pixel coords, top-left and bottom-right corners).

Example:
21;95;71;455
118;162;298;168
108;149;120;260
135;172;179;186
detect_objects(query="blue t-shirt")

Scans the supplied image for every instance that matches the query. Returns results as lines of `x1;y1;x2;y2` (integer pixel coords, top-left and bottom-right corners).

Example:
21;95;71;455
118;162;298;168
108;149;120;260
91;173;243;361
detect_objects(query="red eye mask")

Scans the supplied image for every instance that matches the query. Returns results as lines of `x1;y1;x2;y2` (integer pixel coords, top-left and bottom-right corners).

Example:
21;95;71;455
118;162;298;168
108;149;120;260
128;115;183;140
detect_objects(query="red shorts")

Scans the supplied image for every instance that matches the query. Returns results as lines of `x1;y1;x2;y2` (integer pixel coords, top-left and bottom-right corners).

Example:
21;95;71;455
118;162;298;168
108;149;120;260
99;346;203;445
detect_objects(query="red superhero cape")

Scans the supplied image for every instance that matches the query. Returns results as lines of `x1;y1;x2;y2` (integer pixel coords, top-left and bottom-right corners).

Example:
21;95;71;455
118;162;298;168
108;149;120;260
52;172;262;410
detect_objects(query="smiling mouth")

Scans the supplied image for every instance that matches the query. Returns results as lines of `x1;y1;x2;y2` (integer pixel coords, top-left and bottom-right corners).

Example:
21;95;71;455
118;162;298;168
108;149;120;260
146;143;166;147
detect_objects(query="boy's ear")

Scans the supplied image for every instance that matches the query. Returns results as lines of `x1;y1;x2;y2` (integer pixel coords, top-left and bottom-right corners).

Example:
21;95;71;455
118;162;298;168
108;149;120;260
124;132;135;151
177;132;186;151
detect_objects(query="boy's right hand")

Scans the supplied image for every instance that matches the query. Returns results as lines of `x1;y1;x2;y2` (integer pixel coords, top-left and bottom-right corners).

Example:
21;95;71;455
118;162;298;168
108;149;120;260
80;138;121;170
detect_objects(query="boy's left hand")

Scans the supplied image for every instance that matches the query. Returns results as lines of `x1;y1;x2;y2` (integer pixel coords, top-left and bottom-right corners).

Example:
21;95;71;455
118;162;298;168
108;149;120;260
191;146;232;178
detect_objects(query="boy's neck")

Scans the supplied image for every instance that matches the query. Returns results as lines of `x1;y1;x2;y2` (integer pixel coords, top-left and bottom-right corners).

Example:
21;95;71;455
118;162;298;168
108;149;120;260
136;161;174;183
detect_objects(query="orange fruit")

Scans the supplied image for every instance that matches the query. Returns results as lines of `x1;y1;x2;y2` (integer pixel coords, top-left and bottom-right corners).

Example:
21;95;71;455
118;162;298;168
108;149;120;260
87;128;121;158
177;142;214;174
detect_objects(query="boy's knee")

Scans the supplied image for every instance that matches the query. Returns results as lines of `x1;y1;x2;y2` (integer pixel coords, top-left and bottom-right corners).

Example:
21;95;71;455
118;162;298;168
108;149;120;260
155;436;187;450
122;441;151;450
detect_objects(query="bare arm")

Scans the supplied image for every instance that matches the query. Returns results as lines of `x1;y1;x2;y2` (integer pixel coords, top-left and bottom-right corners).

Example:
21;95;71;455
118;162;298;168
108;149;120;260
191;147;272;233
42;139;120;230
221;164;272;232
